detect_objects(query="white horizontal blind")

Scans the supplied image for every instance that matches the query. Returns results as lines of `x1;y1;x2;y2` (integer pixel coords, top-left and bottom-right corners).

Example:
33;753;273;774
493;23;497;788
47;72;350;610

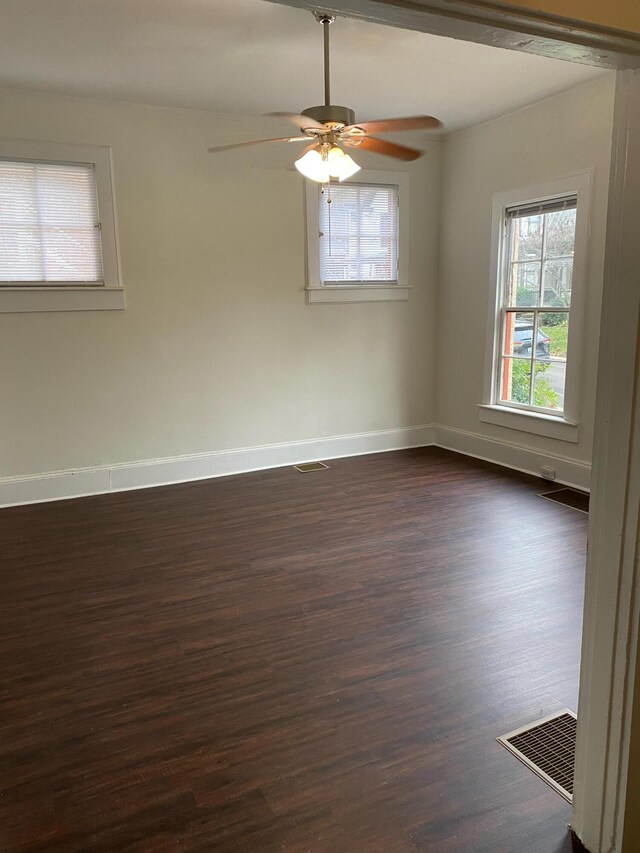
0;159;103;284
506;195;577;220
319;183;398;284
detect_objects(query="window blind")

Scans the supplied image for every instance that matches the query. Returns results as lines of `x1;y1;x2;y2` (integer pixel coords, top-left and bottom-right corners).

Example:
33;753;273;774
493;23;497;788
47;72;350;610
506;195;577;220
0;159;103;284
319;183;398;284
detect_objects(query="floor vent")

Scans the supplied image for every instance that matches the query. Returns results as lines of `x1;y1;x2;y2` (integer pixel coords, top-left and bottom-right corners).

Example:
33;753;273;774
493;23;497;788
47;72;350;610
497;709;577;802
539;487;589;514
293;461;329;473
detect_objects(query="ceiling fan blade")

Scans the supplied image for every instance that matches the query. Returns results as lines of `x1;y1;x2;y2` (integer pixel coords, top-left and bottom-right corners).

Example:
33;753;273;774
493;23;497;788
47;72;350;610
344;136;424;161
208;136;310;153
266;112;326;130
344;115;442;135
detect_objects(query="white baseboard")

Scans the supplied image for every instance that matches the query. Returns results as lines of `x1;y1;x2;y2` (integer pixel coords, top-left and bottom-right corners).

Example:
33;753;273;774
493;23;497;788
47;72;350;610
434;424;591;491
0;421;592;508
0;424;436;508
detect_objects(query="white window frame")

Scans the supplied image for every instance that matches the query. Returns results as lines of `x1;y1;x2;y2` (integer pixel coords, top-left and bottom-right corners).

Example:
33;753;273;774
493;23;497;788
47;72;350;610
479;171;592;442
0;138;123;313
304;169;410;304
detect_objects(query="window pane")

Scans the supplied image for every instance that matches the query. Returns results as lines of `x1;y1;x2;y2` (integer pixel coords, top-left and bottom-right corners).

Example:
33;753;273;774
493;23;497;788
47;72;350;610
543;259;573;307
0;226;42;280
512;214;543;260
538;311;569;359
500;357;531;406
504;311;535;356
545;208;576;258
41;227;103;281
0;159;102;282
319;183;398;283
0;163;38;225
509;262;540;306
534;360;565;411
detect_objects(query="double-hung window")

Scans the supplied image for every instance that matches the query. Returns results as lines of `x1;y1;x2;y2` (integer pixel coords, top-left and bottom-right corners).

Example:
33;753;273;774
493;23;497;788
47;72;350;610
304;170;409;303
499;196;575;413
481;173;591;441
0;139;122;313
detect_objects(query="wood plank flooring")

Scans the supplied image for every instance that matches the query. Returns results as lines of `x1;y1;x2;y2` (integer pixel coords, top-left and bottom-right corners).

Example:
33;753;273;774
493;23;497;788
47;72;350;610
0;448;589;852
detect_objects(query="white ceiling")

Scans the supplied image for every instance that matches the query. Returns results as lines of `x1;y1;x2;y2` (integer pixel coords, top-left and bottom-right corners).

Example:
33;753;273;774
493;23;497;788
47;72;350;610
0;0;604;132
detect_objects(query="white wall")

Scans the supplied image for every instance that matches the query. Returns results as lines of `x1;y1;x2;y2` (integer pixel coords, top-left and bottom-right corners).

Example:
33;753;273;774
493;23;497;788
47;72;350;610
0;75;617;500
0;87;440;482
436;74;615;480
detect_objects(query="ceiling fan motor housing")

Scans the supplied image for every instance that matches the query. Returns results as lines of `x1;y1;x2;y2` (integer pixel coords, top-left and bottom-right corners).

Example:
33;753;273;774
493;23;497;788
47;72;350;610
301;105;355;129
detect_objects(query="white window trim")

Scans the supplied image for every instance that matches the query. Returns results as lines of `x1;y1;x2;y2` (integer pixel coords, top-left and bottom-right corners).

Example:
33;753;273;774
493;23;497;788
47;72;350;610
304;169;410;304
0;138;124;313
480;170;592;441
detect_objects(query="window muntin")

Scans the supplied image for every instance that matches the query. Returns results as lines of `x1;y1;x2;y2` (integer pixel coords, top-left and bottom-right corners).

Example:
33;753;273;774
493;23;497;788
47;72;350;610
498;196;576;416
0;159;103;285
318;182;398;285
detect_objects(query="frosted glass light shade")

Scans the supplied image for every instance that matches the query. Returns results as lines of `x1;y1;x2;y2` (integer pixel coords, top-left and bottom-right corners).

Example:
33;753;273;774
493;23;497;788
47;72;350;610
326;146;361;181
295;149;330;183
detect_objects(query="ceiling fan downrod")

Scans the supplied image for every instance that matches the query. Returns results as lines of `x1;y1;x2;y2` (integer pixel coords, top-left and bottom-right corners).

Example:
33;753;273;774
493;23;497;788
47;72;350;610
302;13;355;130
315;12;334;107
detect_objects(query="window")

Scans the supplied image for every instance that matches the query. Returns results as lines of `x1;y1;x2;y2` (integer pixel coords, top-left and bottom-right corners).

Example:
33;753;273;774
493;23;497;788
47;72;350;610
0;139;123;313
499;197;575;414
305;170;409;303
319;183;398;284
480;173;591;442
0;160;103;284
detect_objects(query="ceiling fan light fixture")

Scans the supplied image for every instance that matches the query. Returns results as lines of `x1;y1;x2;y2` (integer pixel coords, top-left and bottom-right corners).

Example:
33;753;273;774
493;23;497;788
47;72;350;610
295;145;361;184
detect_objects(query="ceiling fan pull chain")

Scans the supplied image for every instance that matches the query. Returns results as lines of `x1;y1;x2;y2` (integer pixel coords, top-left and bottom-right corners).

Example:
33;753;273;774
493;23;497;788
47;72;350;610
320;181;333;256
326;182;333;256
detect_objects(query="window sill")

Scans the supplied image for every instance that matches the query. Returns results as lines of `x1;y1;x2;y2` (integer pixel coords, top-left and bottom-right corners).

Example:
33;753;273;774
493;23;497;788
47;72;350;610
0;287;125;313
477;404;579;442
305;286;410;304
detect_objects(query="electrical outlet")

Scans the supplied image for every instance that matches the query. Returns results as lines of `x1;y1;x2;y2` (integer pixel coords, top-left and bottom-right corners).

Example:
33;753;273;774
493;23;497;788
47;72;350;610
541;466;556;481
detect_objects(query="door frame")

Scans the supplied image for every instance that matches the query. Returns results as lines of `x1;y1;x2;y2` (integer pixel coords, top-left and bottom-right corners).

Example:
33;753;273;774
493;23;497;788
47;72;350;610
571;69;640;852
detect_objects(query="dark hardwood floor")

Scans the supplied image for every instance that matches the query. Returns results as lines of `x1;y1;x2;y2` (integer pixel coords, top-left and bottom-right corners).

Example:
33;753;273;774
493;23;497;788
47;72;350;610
0;447;589;852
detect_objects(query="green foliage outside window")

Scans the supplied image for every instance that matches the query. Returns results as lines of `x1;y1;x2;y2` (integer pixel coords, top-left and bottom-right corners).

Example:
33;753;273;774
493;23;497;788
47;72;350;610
510;359;559;409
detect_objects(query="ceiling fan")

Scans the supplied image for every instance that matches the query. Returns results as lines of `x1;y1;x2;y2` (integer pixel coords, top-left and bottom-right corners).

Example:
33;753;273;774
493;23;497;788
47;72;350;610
207;11;442;182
